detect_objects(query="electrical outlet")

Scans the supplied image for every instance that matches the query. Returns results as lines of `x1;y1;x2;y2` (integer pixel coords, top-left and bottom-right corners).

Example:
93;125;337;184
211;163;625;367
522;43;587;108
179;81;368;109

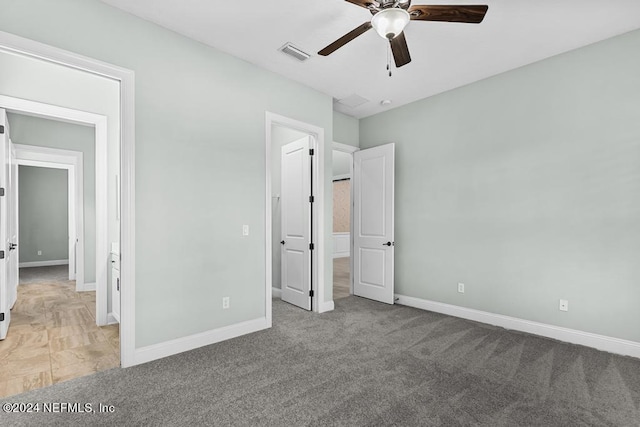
37;250;42;256
222;297;230;309
559;299;569;312
458;283;465;293
242;225;249;236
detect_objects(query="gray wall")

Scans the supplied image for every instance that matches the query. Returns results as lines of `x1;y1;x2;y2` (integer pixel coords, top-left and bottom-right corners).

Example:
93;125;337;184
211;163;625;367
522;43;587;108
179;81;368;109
9;114;96;282
333;111;359;147
360;29;640;343
332;151;351;178
0;0;334;347
18;166;68;263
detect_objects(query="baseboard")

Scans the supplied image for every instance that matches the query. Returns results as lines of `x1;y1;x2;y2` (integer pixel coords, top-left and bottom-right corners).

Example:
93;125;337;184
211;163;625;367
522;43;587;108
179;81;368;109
333;252;350;259
395;294;640;359
134;317;269;365
19;259;69;268
78;282;96;292
107;312;119;325
319;300;335;313
272;287;282;298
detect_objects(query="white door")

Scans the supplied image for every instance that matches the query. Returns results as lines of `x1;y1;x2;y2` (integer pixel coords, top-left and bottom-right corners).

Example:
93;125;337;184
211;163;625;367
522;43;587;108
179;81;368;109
0;109;19;339
353;143;395;304
280;136;312;310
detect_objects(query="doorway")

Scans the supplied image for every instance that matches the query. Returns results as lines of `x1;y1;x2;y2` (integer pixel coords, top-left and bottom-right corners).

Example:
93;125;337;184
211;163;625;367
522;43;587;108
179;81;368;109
332;142;358;300
265;112;328;316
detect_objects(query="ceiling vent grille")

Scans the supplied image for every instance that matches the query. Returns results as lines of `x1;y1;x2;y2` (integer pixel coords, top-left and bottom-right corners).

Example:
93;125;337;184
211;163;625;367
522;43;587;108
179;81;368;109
279;43;311;62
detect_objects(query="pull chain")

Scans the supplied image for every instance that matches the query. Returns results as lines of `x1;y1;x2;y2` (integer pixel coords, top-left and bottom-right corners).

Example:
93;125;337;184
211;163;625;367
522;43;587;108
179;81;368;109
387;42;392;77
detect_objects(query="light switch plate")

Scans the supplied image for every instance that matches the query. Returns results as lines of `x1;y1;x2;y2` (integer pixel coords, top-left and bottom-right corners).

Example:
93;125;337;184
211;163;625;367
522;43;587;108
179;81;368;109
242;225;249;236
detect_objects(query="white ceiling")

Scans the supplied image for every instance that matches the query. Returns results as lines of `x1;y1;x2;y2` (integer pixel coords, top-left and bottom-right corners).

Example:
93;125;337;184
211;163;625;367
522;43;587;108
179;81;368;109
100;0;640;118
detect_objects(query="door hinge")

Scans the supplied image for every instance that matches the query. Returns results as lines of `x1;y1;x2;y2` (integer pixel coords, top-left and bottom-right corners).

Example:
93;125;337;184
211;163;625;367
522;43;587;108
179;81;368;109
309;195;314;203
0;312;4;321
309;148;314;156
309;243;314;250
309;290;314;298
0;188;4;197
0;251;4;259
0;125;4;134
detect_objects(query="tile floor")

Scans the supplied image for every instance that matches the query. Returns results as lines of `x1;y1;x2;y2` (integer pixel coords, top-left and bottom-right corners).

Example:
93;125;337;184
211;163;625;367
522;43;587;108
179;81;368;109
0;266;120;398
333;257;350;300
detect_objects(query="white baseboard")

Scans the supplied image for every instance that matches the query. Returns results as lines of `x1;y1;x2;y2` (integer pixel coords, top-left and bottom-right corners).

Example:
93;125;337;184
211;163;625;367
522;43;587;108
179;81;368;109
78;282;96;292
19;259;69;268
319;300;335;313
134;317;269;365
107;313;119;325
333;252;350;259
272;287;282;298
395;294;640;359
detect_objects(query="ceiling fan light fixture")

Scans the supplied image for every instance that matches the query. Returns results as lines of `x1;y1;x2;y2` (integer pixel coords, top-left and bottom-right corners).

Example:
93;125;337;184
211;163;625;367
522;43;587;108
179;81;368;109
371;8;410;40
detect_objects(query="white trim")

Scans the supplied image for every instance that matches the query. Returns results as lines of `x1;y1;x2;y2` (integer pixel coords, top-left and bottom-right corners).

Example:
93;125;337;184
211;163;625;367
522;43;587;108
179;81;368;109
107;312;119;324
320;300;335;312
19;259;68;268
15;144;84;290
395;294;640;359
82;282;96;291
333;232;350;259
265;112;327;314
332;173;351;181
272;287;282;299
0;31;136;368
134;318;269;366
332;141;359;154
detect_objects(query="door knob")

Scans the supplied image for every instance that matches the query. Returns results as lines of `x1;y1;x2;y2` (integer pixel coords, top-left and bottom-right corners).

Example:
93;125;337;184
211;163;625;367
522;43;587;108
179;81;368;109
383;242;392;247
280;240;285;245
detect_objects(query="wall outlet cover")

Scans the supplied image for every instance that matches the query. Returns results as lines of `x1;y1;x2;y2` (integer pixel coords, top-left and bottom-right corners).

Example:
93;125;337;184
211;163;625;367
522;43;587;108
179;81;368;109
559;299;569;312
458;283;465;293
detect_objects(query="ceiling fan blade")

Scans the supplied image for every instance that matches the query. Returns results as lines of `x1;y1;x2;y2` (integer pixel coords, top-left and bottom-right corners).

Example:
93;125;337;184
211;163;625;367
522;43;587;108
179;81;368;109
318;22;373;56
408;5;488;23
345;0;379;9
390;32;411;67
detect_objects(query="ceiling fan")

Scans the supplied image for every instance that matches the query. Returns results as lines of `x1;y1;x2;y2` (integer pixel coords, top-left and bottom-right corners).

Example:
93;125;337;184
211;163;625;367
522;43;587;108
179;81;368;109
318;0;488;68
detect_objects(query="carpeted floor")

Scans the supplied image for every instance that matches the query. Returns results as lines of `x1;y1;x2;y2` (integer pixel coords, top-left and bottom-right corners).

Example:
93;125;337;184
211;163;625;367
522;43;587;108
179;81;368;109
1;296;639;426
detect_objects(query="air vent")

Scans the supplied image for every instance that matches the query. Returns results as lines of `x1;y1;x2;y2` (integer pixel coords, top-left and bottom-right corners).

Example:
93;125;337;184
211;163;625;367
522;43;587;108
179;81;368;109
279;43;311;62
337;94;370;109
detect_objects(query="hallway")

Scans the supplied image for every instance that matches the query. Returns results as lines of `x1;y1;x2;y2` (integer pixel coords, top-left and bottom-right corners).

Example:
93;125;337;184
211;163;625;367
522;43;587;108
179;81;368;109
0;266;119;398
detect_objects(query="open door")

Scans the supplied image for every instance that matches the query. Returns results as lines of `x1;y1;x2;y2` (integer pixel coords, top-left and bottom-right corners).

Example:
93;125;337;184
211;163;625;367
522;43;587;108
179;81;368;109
0;108;19;339
353;143;395;304
280;136;313;311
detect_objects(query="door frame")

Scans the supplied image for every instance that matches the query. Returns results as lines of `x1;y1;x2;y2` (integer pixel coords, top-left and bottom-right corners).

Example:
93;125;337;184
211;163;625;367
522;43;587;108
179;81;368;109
332;142;359;297
265;112;328;317
0;30;136;367
15;144;85;290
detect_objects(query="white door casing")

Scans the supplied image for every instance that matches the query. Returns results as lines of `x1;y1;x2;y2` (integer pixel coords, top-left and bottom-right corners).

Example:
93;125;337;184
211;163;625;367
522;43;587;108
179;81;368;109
280;136;312;311
0;108;19;339
353;143;395;304
8;136;18;309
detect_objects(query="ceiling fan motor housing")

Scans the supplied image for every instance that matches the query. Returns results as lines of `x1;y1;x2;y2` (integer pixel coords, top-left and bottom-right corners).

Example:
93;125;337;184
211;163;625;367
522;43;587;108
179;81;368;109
375;0;411;11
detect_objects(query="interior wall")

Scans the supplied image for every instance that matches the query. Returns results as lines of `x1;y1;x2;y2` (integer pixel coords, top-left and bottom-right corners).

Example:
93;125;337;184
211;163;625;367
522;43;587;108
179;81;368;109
359;29;640;343
0;0;334;347
271;126;309;290
18;166;68;263
9;114;96;282
333;111;359;147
